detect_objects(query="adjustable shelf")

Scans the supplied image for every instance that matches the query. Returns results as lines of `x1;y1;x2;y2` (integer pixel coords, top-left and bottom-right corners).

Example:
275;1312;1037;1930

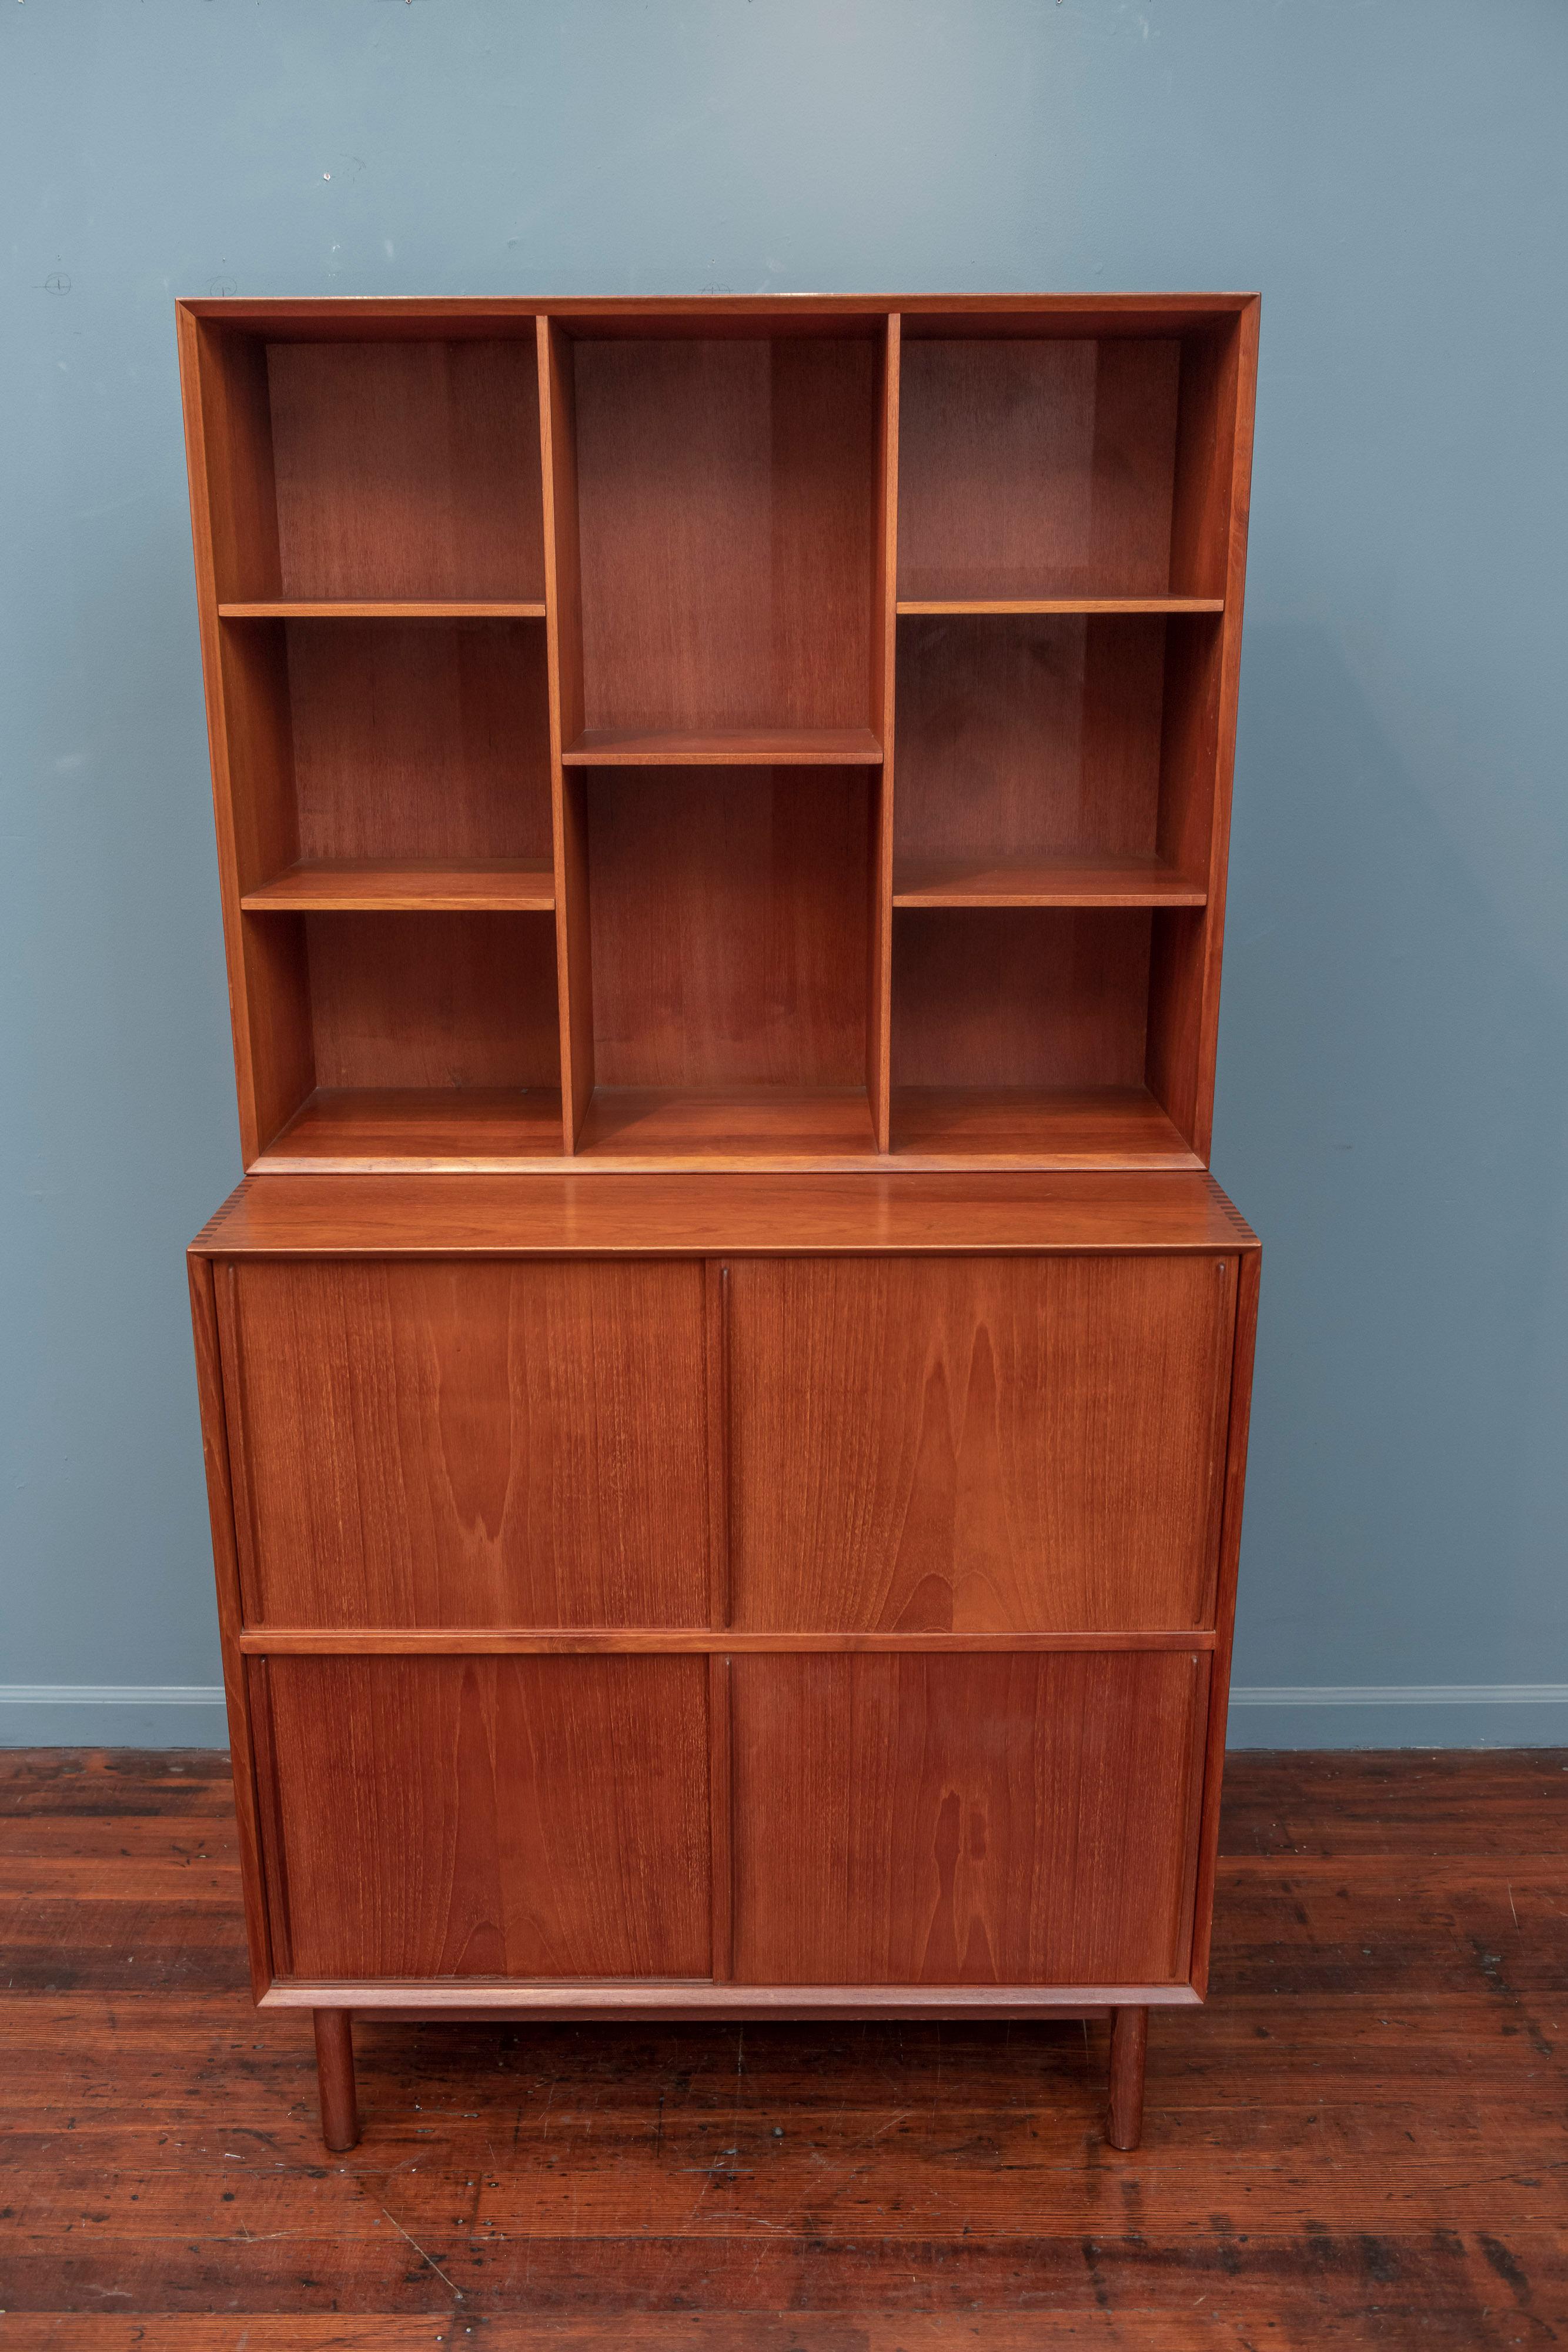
220;601;546;620
179;295;1256;1172
893;854;1206;909
241;860;556;912
562;727;882;766
895;597;1223;616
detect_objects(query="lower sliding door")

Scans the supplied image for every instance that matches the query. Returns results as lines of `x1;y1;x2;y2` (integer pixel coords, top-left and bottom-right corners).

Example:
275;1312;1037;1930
729;1649;1209;1987
256;1655;713;1980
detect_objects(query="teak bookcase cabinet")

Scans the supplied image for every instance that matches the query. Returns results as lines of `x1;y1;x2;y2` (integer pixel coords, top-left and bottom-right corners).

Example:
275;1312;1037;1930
179;292;1261;2158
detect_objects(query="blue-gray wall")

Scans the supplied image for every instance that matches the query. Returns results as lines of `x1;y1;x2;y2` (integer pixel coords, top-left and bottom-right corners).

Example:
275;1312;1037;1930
3;1;1565;1749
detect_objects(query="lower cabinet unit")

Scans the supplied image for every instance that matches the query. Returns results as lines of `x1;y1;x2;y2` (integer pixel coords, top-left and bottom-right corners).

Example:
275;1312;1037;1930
189;1171;1259;2156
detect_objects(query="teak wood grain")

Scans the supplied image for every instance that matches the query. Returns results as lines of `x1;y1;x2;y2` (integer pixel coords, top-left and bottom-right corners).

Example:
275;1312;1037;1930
175;291;1262;2169
190;1168;1258;1257
178;293;1256;1170
218;1257;710;1628
727;1254;1236;1632
730;1649;1207;1984
266;340;544;602
895;338;1182;603
281;614;553;867
262;1653;711;1979
570;338;878;738
584;768;871;1090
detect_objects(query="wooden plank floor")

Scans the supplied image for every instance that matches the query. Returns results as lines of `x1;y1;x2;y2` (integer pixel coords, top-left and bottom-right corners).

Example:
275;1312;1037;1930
0;1748;1564;2350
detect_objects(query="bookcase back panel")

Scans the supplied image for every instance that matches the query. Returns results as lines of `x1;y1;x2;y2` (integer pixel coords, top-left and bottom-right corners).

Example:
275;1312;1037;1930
303;911;560;1091
892;908;1152;1093
586;768;871;1089
287;620;551;864
897;339;1181;603
571;338;878;733
894;613;1166;867
266;341;545;602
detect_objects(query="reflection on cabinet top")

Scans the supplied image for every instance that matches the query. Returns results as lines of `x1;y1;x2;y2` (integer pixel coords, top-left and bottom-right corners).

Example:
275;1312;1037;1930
191;1170;1259;1259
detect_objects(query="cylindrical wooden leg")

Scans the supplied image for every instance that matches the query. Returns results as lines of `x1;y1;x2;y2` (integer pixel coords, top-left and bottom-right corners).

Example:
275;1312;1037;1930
1106;2004;1148;2151
313;2007;359;2152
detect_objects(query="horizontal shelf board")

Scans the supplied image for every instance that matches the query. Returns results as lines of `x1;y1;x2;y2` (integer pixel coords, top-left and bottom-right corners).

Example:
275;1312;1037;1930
891;1086;1201;1170
218;600;546;619
893;854;1208;909
239;1627;1216;1655
577;1086;881;1165
263;1979;1199;2018
897;596;1224;616
256;1087;565;1171
563;727;884;766
241;859;556;912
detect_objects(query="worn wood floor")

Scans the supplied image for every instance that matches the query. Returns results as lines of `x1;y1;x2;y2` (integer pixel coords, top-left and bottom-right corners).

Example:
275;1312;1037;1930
0;1747;1563;2350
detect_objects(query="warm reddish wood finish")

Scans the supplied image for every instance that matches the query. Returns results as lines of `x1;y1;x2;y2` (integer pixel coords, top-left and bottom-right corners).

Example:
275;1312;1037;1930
177;292;1256;1172
191;1167;1256;1256
262;1655;711;1981
241;857;556;911
217;1257;709;1628
569;336;878;740
312;2004;359;2151
896;338;1183;603
265;339;544;602
731;1651;1207;1985
1106;2001;1149;2150
584;769;871;1091
727;1255;1236;1632
178;292;1262;2164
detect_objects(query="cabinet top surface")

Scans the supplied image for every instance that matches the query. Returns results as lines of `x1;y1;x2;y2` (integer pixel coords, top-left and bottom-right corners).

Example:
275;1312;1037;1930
191;1171;1258;1258
180;292;1259;333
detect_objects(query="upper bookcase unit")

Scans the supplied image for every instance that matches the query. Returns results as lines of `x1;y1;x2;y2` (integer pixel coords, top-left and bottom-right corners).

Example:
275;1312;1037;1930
179;295;1256;1174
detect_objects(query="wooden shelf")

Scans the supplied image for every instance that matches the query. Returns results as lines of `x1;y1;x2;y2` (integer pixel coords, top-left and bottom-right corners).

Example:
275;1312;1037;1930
896;597;1223;617
576;1088;880;1166
893;855;1206;909
562;728;883;767
242;860;556;912
219;602;546;620
890;1087;1201;1169
180;296;1256;1174
256;1088;566;1171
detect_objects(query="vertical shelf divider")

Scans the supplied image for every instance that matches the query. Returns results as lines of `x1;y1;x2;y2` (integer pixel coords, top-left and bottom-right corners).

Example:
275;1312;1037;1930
868;313;901;1152
538;315;595;1151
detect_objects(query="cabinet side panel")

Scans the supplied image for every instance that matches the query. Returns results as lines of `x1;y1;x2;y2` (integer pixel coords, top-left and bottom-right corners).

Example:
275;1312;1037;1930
1189;1245;1261;1996
187;1255;272;1999
229;1258;709;1627
732;1649;1204;1984
267;1655;711;1979
730;1255;1235;1632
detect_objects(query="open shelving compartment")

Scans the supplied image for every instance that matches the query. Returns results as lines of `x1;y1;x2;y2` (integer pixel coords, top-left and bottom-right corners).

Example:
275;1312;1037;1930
541;308;894;1162
885;302;1253;1168
179;294;1255;1172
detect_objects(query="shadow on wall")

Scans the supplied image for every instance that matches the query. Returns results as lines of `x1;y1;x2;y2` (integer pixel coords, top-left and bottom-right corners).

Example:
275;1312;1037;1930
1217;619;1568;1696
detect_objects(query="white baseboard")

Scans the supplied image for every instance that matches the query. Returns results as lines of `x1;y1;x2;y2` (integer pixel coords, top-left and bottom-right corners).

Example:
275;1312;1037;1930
1231;1683;1568;1706
0;1684;225;1707
1;1683;1564;1752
